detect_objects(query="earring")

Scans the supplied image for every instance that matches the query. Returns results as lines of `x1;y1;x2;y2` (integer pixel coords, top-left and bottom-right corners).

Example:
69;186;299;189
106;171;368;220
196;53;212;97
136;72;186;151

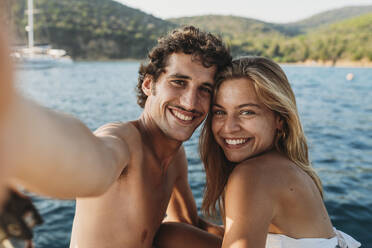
277;129;286;140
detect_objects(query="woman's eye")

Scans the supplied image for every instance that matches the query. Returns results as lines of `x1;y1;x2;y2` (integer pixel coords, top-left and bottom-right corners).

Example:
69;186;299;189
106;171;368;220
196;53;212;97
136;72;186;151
241;110;255;115
213;110;225;116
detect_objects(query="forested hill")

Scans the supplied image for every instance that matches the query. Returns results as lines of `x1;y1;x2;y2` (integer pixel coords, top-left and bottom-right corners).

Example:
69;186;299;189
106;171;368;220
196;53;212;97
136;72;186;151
285;5;372;31
169;5;372;37
7;0;372;63
9;0;175;59
168;15;296;38
169;8;372;63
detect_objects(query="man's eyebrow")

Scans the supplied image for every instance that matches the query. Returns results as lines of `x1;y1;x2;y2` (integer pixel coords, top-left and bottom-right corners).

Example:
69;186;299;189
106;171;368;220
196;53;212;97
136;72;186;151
202;82;213;89
167;73;191;79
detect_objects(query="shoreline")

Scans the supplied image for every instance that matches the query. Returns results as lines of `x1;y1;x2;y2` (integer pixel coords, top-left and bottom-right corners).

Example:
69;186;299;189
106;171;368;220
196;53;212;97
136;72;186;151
281;59;372;68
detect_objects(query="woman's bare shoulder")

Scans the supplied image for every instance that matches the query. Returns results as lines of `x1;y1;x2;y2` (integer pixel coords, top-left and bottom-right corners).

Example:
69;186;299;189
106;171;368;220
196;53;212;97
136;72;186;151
227;151;301;197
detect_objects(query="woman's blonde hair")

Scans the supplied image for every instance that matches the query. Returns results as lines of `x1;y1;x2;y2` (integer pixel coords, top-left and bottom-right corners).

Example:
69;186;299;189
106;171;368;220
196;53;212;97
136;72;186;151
200;56;323;218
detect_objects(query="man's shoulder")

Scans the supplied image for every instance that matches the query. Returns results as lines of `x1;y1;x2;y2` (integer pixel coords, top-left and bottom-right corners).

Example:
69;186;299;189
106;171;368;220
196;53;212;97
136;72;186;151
95;121;143;152
96;120;140;137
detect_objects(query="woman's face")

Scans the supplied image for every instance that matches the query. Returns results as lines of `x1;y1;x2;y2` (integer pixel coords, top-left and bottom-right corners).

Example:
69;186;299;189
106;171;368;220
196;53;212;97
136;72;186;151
212;78;282;163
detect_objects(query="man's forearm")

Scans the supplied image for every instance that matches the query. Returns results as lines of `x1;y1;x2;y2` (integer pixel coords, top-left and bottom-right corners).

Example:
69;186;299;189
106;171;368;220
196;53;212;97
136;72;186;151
1;94;120;198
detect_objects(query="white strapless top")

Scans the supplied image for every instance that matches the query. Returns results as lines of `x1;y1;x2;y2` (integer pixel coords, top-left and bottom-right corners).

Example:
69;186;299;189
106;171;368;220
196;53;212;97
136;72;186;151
266;228;361;248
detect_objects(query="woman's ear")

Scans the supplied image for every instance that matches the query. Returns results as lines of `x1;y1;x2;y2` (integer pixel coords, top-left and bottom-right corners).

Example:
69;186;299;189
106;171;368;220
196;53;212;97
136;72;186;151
276;115;284;131
142;76;153;96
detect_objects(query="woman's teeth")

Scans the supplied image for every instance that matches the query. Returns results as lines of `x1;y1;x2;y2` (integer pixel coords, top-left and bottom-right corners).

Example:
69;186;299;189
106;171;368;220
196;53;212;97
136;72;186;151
225;138;248;145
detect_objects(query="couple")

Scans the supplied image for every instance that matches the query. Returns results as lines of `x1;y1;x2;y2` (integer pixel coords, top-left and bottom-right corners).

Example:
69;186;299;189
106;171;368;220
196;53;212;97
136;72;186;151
0;24;360;248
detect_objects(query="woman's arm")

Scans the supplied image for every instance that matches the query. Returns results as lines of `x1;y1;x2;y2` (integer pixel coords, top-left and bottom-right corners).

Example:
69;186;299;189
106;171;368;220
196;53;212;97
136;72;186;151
222;163;278;248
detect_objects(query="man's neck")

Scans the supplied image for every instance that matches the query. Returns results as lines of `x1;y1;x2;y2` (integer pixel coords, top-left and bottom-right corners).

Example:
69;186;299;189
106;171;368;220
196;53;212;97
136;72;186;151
137;114;182;168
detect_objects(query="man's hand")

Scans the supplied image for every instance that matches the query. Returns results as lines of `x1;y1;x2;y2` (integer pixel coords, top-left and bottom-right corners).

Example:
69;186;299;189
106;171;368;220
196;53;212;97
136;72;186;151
198;218;224;238
0;28;14;209
0;29;13;122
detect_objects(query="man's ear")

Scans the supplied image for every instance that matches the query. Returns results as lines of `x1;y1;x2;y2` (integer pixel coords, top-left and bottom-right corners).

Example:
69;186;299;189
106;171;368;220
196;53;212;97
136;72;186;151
142;76;153;96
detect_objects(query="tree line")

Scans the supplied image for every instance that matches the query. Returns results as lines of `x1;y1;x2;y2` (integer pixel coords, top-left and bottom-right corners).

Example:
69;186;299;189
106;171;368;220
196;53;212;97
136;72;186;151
7;0;372;62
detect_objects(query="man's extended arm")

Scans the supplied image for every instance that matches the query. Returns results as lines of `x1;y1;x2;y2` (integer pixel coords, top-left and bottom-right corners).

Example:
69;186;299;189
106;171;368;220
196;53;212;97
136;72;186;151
0;29;129;199
1;95;130;199
0;27;14;206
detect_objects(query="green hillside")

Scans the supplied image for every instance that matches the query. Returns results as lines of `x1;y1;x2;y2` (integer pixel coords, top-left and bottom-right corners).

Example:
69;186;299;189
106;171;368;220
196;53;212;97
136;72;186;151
168;5;372;38
301;13;372;62
250;12;372;63
9;0;175;59
168;15;296;38
285;5;372;31
167;15;296;57
169;11;372;63
257;12;372;63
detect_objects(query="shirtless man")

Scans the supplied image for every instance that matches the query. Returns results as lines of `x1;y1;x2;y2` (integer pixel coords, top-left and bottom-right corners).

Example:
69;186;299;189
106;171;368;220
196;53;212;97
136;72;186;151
0;25;231;247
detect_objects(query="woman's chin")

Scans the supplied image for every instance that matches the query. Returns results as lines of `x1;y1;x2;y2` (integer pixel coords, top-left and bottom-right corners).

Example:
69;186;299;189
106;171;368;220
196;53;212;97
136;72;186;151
224;152;250;164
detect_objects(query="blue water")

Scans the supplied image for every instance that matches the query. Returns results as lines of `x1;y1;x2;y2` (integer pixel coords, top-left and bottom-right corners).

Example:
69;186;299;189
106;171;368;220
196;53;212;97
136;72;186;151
16;62;372;247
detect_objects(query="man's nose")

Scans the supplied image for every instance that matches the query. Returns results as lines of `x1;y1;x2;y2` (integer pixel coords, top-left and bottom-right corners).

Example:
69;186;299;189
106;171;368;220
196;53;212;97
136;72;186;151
180;88;198;111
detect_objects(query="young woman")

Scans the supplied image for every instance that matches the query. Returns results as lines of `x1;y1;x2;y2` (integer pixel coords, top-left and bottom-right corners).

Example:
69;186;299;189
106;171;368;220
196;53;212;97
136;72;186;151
154;56;361;248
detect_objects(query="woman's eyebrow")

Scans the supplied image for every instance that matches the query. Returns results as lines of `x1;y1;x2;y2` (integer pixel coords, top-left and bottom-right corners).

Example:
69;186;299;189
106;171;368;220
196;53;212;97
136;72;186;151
213;103;261;110
212;103;224;108
238;103;261;109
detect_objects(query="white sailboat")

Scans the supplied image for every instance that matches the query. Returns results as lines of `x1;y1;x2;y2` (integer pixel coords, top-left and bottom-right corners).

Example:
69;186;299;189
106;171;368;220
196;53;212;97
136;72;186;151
12;0;72;69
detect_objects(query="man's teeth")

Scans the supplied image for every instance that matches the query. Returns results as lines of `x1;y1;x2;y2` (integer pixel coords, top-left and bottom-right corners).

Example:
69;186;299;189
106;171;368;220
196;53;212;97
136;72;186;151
173;110;193;121
225;139;248;145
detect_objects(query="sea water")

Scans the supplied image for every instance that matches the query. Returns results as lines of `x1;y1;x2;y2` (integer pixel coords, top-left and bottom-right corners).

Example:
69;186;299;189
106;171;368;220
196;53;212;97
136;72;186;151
15;62;372;247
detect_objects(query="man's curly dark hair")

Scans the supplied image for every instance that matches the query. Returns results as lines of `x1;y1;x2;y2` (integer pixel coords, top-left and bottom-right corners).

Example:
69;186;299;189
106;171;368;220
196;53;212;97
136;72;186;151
136;25;232;108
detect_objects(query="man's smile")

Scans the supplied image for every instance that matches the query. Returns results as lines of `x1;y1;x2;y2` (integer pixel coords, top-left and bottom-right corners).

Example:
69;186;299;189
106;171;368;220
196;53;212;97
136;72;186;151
168;106;203;124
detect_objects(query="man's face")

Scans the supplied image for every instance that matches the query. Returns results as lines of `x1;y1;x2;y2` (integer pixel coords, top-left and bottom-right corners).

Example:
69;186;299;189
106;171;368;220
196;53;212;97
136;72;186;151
143;53;216;142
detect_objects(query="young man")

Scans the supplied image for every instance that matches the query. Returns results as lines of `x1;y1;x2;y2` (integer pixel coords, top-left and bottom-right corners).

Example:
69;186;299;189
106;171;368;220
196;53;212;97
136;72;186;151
0;26;231;247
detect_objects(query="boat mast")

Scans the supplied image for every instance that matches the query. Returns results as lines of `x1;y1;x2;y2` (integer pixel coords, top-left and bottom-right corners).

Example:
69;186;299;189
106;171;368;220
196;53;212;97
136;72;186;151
27;0;34;49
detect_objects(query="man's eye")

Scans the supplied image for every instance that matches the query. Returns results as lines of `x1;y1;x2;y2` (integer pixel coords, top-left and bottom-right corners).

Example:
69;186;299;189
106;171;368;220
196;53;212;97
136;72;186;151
200;87;212;94
171;80;185;86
